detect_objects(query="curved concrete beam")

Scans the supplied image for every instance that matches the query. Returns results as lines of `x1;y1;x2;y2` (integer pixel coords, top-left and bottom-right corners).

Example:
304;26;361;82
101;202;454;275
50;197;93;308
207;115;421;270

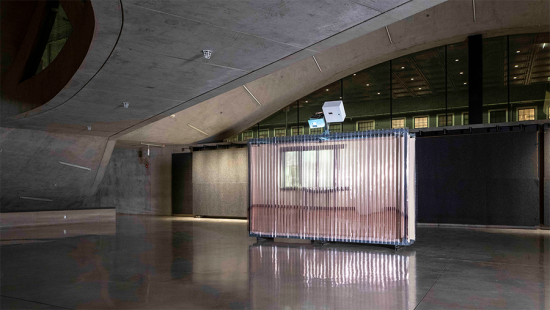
118;0;550;145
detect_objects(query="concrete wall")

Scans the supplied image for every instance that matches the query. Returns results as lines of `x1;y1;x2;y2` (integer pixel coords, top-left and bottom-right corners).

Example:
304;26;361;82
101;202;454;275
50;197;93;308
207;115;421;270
0;127;114;212
90;147;172;215
193;148;248;218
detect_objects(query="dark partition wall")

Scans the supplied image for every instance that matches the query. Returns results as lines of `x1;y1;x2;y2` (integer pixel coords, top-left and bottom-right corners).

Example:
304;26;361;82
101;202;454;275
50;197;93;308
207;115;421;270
416;131;539;226
544;128;550;226
172;153;193;215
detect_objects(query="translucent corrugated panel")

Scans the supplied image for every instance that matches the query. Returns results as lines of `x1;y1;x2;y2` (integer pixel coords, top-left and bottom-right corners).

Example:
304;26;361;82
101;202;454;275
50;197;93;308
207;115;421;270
249;129;416;245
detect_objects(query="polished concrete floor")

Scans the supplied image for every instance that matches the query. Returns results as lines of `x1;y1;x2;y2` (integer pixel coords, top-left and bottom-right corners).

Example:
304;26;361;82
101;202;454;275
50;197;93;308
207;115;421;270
0;216;549;309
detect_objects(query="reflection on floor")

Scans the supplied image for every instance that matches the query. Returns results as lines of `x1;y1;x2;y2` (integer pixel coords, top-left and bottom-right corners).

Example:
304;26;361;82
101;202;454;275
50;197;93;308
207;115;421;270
0;215;548;309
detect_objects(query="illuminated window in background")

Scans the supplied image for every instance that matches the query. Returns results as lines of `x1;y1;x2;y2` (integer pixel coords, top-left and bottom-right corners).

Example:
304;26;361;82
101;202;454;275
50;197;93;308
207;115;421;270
330;123;342;132
414;116;428;128
310;127;323;135
225;135;238;142
242;131;253;140
357;121;374;131
291;126;304;136
283;149;335;189
36;3;73;75
463;113;469;125
274;128;286;137
392;118;405;128
489;109;507;123
437;114;453;127
259;129;269;138
518;108;535;121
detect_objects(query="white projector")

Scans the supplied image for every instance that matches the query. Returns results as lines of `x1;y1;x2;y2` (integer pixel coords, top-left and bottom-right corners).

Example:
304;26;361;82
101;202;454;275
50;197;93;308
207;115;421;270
322;100;346;123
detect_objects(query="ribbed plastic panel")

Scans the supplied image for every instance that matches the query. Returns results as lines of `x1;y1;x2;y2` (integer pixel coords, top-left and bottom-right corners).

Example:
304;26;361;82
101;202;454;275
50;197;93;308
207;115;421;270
248;129;416;246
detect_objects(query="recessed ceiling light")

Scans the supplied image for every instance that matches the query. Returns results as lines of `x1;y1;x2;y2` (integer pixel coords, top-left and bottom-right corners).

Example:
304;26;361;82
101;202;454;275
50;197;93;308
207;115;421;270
340;97;342;99
401;67;405;69
455;59;459;62
515;65;518;68
514;76;517;79
460;72;463;75
543;43;546;49
366;84;370;86
411;78;414;80
418;88;422;90
305;101;308;103
464;82;467;85
353;74;356;76
516;50;520;53
377;92;380;95
326;89;329;91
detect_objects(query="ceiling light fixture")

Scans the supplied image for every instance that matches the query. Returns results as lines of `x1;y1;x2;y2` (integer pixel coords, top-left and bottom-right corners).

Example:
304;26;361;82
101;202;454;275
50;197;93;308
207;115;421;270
411;78;414;80
455;59;459;62
326;89;329;91
543;43;546;49
514;76;517;79
516;50;520;53
170;114;176;118
187;124;209;136
515;65;518;68
460;72;463;74
243;85;262;106
202;50;213;59
418;88;422;90
464;82;467;85
377;92;380;95
353;74;356;76
401;67;405;69
366;84;370;86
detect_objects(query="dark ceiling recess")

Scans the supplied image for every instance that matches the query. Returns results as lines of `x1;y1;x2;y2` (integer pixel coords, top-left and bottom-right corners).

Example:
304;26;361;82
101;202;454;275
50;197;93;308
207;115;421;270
0;0;94;118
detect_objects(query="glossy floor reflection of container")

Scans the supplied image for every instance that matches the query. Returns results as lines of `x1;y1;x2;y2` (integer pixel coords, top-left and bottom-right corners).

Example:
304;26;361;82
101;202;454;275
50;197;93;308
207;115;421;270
0;216;549;309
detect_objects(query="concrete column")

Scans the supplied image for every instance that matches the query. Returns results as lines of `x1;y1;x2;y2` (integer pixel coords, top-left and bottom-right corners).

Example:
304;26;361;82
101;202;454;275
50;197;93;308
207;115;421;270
468;34;483;124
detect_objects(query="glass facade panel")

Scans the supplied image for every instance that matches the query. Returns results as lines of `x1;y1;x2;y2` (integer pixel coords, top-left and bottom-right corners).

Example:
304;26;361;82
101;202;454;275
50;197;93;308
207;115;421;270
309;127;323;135
414;117;428;128
509;33;550;121
392;118;405;128
291;126;304;136
437;114;453;126
518;108;535;121
357;120;374;131
274;128;286;137
234;33;548;139
463;112;469;125
489;110;507;123
242;131;253;140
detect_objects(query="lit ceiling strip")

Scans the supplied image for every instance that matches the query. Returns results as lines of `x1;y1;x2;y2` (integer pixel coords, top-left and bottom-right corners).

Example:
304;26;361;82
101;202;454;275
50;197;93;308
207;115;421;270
385;26;393;44
187;124;209;136
20;196;53;202
59;161;91;171
243;85;262;106
312;56;322;72
140;142;164;147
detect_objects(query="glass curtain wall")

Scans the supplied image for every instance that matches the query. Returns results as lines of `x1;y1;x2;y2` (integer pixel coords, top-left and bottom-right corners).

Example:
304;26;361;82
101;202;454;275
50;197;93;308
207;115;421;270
228;33;549;141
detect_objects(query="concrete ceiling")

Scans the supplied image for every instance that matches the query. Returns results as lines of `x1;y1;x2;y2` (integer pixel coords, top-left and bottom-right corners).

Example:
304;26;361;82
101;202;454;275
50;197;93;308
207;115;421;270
117;0;550;145
1;0;446;137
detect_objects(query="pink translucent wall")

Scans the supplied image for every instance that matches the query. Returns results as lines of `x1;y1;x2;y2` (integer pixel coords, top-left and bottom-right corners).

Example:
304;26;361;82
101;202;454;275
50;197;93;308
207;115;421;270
249;129;416;245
